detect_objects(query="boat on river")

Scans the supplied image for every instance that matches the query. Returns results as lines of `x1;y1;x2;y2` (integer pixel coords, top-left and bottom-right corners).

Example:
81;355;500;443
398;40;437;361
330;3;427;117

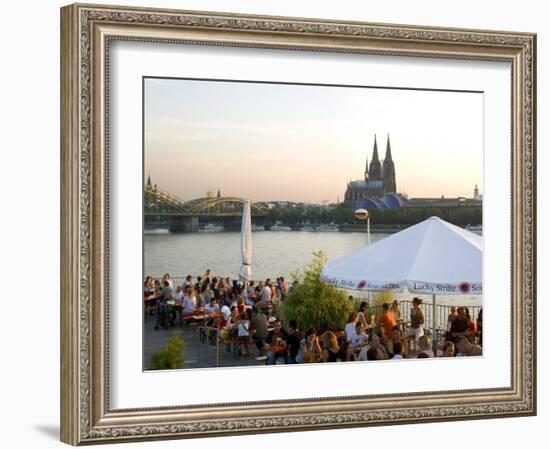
316;224;339;232
201;223;224;232
270;224;292;231
465;224;483;236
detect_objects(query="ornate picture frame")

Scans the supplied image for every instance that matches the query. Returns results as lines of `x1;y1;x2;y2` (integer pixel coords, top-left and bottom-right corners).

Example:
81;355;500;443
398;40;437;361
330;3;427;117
60;3;536;445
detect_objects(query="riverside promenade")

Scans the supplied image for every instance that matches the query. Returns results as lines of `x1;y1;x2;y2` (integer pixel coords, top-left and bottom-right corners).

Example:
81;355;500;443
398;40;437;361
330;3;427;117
143;314;266;370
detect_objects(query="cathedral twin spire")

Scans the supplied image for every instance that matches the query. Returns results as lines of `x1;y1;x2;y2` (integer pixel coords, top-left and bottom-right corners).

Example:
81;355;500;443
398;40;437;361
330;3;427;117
365;134;393;183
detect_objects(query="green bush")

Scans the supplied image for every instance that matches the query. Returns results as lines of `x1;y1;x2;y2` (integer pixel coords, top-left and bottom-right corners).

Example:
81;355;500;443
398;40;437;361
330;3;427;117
279;251;355;333
150;332;185;370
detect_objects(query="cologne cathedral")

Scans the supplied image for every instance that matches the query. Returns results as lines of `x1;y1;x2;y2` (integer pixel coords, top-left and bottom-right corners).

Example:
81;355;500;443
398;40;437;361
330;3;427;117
344;134;397;206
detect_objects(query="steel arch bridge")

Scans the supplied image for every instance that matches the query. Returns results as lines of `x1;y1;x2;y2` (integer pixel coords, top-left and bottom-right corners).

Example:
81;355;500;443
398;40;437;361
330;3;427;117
144;186;268;217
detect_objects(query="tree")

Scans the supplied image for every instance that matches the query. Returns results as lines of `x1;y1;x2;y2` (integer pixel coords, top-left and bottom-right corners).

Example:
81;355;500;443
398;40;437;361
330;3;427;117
279;251;355;333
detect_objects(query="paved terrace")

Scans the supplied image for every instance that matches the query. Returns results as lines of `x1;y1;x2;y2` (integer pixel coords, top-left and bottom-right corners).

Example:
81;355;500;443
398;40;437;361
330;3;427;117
143;313;266;370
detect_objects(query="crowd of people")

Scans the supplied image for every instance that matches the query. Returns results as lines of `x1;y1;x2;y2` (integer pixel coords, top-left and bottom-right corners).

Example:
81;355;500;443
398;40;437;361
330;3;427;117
144;272;483;364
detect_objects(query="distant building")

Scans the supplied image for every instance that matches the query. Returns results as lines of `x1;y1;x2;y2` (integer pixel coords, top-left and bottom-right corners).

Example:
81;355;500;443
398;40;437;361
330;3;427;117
344;134;397;207
403;196;481;208
473;184;483;201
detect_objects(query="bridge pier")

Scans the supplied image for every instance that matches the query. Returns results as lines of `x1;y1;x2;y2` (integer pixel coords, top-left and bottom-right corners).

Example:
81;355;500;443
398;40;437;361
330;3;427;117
168;216;199;233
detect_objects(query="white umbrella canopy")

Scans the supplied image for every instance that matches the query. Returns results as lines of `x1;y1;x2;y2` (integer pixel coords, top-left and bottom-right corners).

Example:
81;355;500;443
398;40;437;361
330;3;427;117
238;200;252;282
321;216;482;356
321;216;482;295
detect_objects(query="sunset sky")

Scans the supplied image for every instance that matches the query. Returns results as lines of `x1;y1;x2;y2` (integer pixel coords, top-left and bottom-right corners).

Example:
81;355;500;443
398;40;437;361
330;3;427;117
144;77;483;203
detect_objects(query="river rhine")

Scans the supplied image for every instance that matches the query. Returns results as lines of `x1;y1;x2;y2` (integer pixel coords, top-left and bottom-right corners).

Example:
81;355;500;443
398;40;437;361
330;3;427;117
144;229;481;307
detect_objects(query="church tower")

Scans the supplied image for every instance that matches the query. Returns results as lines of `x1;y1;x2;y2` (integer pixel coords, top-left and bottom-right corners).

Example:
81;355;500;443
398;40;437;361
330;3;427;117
368;135;382;181
364;150;369;181
382;134;396;194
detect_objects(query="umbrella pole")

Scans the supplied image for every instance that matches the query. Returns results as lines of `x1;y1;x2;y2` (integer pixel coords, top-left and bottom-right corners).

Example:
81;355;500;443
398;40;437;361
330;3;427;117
367;217;371;303
432;294;437;357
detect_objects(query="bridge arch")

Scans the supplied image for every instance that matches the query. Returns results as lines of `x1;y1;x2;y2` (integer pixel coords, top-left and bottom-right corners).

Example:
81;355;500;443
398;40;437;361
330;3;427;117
144;185;268;216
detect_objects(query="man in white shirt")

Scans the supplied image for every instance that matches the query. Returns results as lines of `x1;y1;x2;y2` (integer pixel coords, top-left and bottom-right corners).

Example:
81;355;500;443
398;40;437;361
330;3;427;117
204;297;219;316
258;282;272;306
220;304;231;322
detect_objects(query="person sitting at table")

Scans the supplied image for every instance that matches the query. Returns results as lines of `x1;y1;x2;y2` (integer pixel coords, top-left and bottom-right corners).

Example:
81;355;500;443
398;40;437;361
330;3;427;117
237;296;246;314
218;302;231;328
232;279;242;296
153;279;162;293
182;287;196;317
386;326;406;356
322;331;343;362
174;286;184;301
450;307;473;342
379;302;397;340
144;276;155;296
204;297;219;316
194;283;206;308
219;277;228;294
225;307;238;329
446;306;458;332
358;332;388;361
251;306;268;356
211;277;220;300
160;279;173;300
286;320;301;364
455;336;483;356
162;273;173;289
265;320;288;365
391;341;404;359
244;281;256;304
418;335;434;358
344;312;359;343
350;322;368;350
182;275;193;289
465;308;477;336
441;340;456;357
236;312;251;356
297;328;322;363
194;276;202;291
226;291;239;309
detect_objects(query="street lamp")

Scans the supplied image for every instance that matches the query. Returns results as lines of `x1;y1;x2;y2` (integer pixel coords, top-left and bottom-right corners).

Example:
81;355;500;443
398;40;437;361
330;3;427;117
354;208;371;245
354;208;371;304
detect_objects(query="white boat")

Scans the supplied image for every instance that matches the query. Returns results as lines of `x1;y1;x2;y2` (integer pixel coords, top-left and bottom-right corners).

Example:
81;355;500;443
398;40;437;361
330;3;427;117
316;224;339;232
466;224;483;236
251;224;265;231
300;225;316;232
202;223;224;232
270;224;292;231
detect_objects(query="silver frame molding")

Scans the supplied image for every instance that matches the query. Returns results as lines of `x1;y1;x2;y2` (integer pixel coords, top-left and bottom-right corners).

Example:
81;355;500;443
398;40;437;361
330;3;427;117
60;3;536;445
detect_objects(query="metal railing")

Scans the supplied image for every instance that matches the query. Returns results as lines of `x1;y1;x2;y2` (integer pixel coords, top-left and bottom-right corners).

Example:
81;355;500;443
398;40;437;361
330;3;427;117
369;300;482;337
